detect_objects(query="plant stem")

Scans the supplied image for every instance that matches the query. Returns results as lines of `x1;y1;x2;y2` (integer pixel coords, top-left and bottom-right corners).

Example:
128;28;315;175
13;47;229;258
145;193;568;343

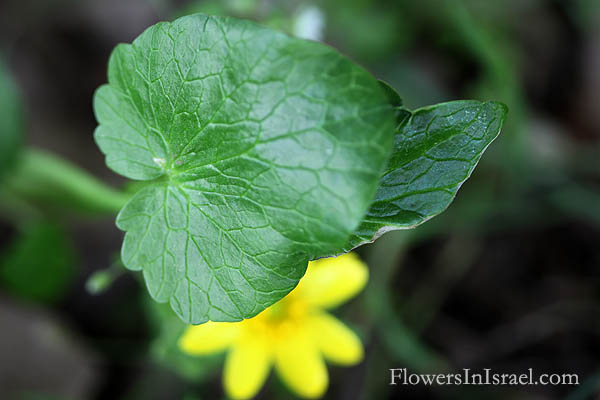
1;148;130;216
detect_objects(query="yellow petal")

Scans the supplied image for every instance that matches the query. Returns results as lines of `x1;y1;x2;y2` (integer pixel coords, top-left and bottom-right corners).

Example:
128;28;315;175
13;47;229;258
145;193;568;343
299;252;368;309
178;322;240;355
274;322;328;398
308;312;364;365
224;329;272;400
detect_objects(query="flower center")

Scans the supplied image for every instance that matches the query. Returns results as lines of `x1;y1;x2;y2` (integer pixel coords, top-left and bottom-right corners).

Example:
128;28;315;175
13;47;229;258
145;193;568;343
245;294;310;339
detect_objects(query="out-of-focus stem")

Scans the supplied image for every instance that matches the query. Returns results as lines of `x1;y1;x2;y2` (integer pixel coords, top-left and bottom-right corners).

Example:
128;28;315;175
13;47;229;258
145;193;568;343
1;148;130;216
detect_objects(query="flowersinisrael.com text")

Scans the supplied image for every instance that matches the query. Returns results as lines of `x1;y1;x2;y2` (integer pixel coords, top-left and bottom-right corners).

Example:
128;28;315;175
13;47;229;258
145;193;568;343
390;368;579;386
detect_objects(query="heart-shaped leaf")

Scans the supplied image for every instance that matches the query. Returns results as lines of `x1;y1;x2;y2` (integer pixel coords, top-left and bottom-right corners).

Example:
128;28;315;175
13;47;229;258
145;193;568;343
94;14;395;323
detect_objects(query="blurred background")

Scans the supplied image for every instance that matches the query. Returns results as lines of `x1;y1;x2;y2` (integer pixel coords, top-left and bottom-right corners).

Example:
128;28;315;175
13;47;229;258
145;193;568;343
0;0;599;399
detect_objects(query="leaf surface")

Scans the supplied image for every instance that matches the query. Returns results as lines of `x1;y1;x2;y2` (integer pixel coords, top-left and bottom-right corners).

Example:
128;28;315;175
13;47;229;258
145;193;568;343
347;100;507;249
94;14;395;323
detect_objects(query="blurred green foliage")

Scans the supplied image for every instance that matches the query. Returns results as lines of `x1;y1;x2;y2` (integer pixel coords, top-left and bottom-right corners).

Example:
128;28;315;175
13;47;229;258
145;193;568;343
0;56;22;180
0;222;76;304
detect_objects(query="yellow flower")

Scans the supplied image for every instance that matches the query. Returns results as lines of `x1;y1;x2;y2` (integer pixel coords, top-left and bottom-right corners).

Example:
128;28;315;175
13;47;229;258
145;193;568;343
178;252;368;399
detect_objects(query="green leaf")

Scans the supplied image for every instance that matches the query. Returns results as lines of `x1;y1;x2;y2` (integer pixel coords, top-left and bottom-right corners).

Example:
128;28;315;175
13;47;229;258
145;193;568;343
0;57;23;179
94;14;395;323
0;222;76;304
347;100;507;249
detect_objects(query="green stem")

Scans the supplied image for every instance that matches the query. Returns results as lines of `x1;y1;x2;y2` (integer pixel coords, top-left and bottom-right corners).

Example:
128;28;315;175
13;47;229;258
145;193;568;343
1;148;130;216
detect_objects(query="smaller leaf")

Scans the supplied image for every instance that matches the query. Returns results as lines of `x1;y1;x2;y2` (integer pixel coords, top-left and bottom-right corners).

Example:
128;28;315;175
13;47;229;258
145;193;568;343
347;100;507;249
